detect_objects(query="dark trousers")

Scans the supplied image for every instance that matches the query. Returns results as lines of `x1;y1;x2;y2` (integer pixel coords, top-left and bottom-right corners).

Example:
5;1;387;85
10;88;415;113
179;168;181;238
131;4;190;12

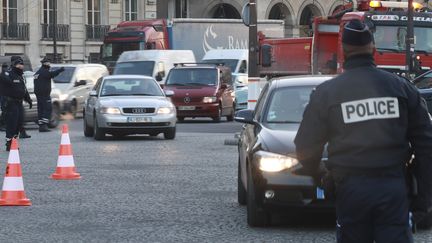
5;99;24;139
0;96;5;126
335;174;413;243
36;95;51;125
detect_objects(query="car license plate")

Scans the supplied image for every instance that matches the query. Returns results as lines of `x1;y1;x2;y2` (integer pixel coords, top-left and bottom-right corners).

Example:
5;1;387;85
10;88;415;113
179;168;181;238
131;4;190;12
178;106;196;111
127;117;152;123
316;187;325;200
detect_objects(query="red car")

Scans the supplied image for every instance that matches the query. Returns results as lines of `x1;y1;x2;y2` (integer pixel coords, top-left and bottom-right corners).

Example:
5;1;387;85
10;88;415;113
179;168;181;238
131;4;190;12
164;64;235;122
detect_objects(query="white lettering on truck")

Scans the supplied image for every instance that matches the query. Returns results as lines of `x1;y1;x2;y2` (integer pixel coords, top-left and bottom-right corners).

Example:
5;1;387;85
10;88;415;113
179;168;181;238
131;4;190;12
341;97;400;124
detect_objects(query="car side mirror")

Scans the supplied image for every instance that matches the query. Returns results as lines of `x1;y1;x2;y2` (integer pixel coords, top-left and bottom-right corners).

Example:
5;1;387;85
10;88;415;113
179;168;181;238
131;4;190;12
155;72;164;82
234;109;255;124
89;90;97;97
164;90;174;97
75;80;87;87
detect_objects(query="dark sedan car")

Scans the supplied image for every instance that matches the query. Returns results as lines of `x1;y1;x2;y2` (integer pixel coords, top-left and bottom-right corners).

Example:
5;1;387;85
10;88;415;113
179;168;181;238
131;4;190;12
235;76;333;227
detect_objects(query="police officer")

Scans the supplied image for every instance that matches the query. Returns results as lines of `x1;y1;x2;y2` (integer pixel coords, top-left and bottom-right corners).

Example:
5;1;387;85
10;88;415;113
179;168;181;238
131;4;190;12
34;57;64;132
294;19;432;243
3;56;32;151
0;63;8;131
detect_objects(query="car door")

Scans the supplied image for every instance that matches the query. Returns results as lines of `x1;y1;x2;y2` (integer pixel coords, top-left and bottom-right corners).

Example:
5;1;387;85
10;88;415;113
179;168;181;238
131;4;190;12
220;70;234;114
74;67;95;111
239;83;270;190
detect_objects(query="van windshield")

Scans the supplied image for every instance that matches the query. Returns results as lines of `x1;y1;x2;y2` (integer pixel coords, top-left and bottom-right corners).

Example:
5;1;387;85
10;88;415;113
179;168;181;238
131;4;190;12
52;67;76;84
202;59;238;72
113;61;155;76
166;68;218;86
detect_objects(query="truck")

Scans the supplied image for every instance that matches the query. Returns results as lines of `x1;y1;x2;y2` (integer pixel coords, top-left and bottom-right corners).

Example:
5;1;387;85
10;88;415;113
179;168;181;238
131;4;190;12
100;18;285;73
259;0;432;78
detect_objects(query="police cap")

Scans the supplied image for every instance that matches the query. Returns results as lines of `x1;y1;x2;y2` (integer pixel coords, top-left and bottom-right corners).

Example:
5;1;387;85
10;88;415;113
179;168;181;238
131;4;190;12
342;19;373;46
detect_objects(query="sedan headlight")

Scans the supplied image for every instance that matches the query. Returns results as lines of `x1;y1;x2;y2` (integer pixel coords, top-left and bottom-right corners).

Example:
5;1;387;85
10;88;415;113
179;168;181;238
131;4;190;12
100;107;121;114
203;96;217;103
157;107;174;114
256;151;299;172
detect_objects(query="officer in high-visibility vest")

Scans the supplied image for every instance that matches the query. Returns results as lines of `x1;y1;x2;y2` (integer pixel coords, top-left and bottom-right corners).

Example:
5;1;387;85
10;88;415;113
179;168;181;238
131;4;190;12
294;19;432;242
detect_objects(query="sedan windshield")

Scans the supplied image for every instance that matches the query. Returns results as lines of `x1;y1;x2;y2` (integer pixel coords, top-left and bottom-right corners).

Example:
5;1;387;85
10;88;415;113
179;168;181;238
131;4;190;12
265;86;315;123
166;68;218;86
113;61;155;76
100;78;163;97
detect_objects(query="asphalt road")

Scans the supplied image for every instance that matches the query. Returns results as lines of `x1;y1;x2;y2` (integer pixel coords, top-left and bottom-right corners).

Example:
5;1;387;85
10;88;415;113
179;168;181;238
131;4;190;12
0;119;430;242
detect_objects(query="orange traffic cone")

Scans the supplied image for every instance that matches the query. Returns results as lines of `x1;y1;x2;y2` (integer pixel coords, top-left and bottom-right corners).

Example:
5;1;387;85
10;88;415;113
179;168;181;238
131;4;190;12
51;124;81;180
0;139;31;206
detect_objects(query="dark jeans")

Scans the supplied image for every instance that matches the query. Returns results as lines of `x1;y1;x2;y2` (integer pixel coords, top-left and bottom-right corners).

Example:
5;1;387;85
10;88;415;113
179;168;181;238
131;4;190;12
5;98;24;139
36;95;52;125
335;174;413;243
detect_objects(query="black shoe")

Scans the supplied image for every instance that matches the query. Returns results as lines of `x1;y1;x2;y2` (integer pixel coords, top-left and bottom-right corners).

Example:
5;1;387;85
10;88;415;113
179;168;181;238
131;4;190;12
19;131;31;139
39;124;51;132
5;139;11;151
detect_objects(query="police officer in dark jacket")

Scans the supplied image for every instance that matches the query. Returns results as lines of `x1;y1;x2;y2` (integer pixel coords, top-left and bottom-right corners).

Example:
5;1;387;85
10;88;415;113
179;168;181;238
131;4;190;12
3;56;32;151
34;57;64;132
0;63;8;131
294;19;432;242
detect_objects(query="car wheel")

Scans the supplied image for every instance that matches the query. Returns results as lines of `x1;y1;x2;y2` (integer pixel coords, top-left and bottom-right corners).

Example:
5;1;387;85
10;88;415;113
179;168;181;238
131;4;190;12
247;164;270;227
83;111;94;137
238;158;247;206
227;103;235;122
212;106;222;123
93;116;105;140
418;212;432;229
164;127;176;140
48;104;61;128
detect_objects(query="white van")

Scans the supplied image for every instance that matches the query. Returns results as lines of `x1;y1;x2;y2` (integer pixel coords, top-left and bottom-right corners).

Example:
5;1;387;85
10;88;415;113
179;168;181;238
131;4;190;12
114;50;196;84
202;49;248;75
48;64;109;117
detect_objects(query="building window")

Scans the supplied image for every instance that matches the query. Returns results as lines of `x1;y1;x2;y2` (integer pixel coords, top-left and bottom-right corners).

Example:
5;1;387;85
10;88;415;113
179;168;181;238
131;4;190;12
88;0;101;25
43;0;55;24
2;0;17;23
124;0;137;21
175;0;188;18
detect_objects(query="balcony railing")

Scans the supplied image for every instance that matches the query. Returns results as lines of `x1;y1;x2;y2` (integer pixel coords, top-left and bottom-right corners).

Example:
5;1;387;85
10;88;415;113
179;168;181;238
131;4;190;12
41;24;70;41
1;23;29;40
86;25;110;41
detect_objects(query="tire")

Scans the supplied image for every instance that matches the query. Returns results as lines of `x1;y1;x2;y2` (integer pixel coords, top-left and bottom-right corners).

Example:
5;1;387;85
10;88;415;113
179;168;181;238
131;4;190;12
418;212;432;229
48;104;60;128
212;105;222;123
83;112;94;137
238;158;247;206
227;103;235;122
93;116;105;140
164;127;176;140
247;164;270;227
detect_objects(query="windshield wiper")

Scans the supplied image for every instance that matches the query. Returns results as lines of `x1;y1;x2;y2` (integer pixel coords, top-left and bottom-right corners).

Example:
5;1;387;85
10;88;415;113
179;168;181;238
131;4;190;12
376;48;403;54
266;120;300;124
101;94;124;97
185;82;211;86
166;83;185;86
130;93;156;96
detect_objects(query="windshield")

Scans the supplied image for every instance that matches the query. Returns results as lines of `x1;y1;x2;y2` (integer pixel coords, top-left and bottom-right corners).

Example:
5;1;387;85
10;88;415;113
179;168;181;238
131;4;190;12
374;26;432;53
202;59;238;72
113;61;155;76
265;86;315;123
52;67;76;84
102;42;145;61
414;72;432;89
100;78;163;97
166;68;218;86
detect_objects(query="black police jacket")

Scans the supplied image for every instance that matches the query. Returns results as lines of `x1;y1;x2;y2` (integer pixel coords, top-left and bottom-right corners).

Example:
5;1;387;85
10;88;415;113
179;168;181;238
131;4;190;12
34;66;63;96
294;55;432;209
2;67;30;100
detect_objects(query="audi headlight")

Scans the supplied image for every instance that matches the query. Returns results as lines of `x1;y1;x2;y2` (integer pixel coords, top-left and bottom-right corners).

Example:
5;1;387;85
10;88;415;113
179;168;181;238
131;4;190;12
256;151;299;172
157;107;174;114
203;96;217;103
100;107;121;114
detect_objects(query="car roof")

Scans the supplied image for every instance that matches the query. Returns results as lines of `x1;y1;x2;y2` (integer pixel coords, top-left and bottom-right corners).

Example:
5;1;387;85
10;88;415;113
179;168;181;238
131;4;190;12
103;75;155;80
271;75;334;88
49;63;107;68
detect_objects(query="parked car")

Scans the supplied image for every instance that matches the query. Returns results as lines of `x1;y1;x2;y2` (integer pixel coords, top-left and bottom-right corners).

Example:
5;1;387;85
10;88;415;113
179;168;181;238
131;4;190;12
164;63;235;122
113;50;196;84
83;75;176;140
48;64;109;117
235;75;334;227
23;71;61;128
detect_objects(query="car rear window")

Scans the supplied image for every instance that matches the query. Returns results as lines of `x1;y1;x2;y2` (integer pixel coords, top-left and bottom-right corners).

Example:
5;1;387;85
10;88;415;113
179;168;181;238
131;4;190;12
113;61;155;76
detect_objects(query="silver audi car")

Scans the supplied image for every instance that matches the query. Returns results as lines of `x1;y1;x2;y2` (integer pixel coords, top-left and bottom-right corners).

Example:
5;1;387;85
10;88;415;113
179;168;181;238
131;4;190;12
83;75;176;140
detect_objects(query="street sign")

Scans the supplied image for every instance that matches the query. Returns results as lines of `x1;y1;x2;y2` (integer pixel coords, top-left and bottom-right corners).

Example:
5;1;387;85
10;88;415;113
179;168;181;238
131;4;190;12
242;3;250;26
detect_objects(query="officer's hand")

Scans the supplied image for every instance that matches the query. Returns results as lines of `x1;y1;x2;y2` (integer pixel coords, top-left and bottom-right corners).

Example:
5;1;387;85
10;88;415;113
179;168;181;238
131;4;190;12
26;99;32;109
